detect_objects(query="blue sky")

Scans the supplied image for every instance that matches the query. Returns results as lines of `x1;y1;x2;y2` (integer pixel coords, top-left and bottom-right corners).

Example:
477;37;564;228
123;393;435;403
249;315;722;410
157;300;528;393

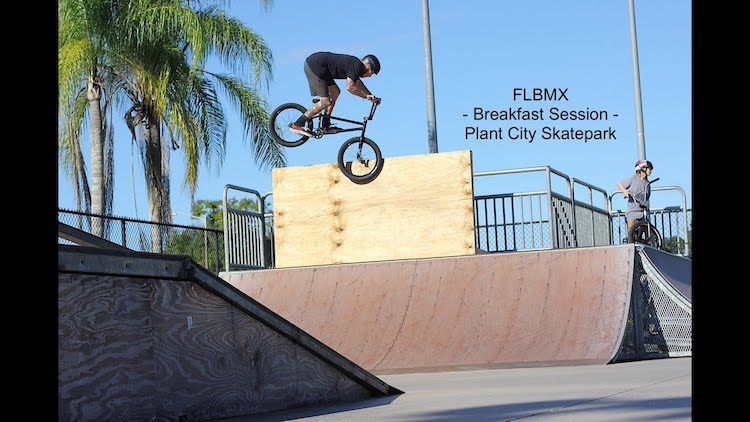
57;0;692;225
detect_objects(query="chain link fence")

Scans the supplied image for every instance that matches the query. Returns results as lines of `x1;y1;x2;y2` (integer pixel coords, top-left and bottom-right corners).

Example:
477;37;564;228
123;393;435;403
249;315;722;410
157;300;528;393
59;167;690;271
610;208;692;257
58;209;225;273
473;167;614;254
474;192;551;252
613;250;692;361
473;167;690;257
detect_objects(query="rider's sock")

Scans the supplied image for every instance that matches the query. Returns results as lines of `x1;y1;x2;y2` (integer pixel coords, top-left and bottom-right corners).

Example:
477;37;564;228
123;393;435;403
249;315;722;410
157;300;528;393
294;115;309;127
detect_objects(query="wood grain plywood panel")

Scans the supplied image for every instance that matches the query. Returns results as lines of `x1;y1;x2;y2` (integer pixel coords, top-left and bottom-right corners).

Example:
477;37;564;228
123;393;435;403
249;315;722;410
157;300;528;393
272;150;475;267
58;273;372;421
225;245;636;373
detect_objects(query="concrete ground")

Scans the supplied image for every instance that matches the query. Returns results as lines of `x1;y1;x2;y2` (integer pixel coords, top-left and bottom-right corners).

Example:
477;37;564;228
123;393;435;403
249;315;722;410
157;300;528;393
216;357;691;421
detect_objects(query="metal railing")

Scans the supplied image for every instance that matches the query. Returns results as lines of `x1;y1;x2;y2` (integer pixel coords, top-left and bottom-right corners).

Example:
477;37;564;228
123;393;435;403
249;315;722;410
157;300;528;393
474;191;548;252
473;166;613;253
570;178;612;248
59;168;690;273
609;186;691;256
610;207;692;257
474;166;570;251
222;185;274;270
472;167;689;257
57;209;224;273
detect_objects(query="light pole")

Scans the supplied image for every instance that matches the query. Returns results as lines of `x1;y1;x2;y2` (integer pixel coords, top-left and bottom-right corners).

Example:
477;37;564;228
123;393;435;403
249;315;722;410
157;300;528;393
422;0;438;153
628;0;647;161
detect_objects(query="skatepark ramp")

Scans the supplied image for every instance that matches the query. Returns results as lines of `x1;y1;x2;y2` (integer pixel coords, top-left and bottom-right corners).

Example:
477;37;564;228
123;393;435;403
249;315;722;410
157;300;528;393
613;245;692;361
58;244;400;421
223;244;691;374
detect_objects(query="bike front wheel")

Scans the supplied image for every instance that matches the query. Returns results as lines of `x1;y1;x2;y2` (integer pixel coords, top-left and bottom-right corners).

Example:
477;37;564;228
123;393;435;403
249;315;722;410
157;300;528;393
337;137;384;184
269;103;311;147
628;221;663;249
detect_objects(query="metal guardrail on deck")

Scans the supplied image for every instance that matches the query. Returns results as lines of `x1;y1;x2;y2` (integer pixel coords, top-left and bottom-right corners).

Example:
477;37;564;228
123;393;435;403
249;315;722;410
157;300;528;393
58;209;224;273
59;167;690;272
473;166;613;253
609;186;691;256
222;185;274;270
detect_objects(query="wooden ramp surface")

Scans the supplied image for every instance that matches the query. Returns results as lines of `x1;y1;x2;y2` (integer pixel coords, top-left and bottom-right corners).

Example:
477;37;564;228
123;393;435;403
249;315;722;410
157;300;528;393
271;150;475;268
58;245;399;421
223;245;636;374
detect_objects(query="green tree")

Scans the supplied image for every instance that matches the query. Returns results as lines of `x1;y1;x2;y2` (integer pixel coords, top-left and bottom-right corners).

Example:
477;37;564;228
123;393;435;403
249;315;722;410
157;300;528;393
59;0;284;252
59;0;123;235
119;0;283;253
165;197;272;272
663;228;692;257
192;198;265;230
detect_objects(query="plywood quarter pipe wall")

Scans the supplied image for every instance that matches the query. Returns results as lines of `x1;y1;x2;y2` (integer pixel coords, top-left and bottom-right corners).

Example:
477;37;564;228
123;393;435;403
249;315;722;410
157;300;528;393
223;245;636;374
271;150;475;268
58;246;400;421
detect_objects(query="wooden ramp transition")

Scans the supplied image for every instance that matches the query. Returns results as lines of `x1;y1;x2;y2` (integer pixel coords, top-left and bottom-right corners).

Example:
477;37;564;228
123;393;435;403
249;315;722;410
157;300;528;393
58;245;400;421
223;245;638;374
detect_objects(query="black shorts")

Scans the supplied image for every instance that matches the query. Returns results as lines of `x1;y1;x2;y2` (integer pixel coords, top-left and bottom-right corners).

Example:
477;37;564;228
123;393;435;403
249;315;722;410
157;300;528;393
304;60;334;97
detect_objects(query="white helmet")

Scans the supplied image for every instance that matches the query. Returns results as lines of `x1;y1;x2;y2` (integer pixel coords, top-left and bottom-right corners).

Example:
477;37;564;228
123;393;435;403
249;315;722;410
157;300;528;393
634;160;653;172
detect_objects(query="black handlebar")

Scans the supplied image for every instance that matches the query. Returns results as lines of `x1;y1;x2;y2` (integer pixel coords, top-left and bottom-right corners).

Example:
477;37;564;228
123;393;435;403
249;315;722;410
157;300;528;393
367;97;381;120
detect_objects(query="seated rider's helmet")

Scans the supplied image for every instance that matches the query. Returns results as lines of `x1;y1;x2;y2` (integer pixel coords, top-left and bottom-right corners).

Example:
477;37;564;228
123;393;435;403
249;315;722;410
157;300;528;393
362;54;381;75
634;159;654;171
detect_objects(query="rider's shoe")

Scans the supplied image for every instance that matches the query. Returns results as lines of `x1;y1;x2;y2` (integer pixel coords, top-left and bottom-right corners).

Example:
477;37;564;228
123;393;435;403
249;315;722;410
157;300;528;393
288;123;313;137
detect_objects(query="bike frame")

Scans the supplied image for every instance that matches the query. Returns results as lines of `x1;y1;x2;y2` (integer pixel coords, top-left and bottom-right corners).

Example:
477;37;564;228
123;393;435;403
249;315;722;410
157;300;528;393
630;177;660;240
312;100;379;140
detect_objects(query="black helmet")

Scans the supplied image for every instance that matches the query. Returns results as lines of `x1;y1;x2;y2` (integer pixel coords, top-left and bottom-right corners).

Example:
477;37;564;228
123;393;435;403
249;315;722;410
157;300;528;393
362;54;380;74
634;159;653;171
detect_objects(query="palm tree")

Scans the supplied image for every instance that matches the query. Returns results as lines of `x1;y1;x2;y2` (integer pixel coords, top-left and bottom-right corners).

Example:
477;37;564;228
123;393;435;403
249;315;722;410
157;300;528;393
59;0;283;252
117;0;282;251
59;0;119;236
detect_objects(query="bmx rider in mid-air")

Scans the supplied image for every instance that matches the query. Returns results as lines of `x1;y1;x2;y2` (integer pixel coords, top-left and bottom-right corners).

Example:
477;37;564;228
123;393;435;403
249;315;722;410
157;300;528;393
288;52;380;137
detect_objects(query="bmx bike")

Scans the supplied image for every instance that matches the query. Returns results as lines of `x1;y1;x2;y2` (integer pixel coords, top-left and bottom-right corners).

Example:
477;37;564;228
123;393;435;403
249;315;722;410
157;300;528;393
268;98;384;184
627;177;663;249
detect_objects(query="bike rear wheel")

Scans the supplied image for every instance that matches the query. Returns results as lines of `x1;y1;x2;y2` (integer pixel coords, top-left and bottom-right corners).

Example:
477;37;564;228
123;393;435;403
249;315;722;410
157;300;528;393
269;103;311;147
337;137;384;184
628;221;663;249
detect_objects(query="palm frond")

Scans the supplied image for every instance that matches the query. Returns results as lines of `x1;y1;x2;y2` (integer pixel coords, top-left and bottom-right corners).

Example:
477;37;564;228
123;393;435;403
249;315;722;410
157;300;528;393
58;39;94;103
193;6;273;89
59;0;281;223
59;88;92;213
188;75;227;167
208;71;285;170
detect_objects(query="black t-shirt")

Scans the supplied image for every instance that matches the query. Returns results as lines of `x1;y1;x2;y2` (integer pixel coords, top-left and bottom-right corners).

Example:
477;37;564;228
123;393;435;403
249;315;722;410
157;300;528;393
306;52;366;82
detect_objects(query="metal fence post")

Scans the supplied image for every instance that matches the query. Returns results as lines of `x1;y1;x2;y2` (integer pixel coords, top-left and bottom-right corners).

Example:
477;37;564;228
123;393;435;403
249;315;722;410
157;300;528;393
545;167;558;249
568;178;578;248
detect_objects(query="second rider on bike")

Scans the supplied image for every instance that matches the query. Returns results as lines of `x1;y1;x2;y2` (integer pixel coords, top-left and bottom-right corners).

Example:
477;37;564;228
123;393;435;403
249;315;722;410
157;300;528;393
288;52;380;137
616;159;655;233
